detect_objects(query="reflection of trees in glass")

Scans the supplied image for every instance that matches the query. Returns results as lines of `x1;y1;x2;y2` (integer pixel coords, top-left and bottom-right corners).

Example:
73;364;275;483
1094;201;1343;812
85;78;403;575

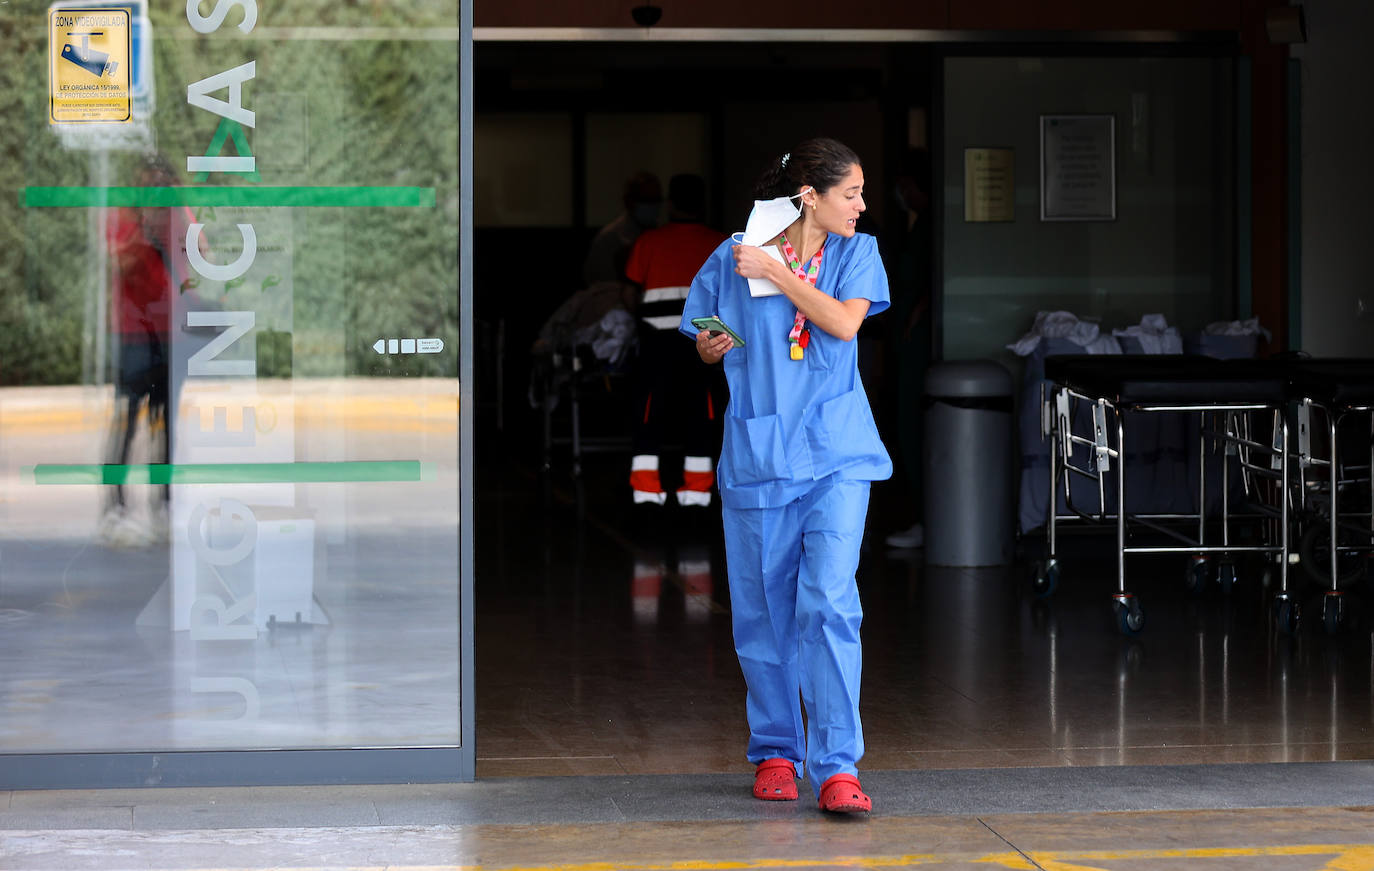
1;1;461;385
1;3;85;387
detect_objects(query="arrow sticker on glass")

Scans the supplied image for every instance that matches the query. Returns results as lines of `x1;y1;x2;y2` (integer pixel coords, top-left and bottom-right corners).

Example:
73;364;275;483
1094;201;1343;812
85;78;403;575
373;338;444;355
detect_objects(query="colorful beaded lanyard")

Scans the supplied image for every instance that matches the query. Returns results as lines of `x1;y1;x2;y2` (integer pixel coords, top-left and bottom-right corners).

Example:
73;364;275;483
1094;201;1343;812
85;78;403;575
779;234;824;361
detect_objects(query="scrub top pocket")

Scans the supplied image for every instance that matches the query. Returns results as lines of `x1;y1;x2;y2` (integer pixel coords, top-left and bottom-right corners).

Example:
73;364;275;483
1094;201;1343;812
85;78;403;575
723;412;790;485
804;388;890;480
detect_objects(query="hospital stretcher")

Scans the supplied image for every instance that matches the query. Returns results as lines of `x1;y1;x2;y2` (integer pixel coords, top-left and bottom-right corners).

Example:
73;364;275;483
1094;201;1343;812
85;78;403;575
1035;355;1374;635
1035;356;1292;635
535;343;633;478
1288;360;1374;634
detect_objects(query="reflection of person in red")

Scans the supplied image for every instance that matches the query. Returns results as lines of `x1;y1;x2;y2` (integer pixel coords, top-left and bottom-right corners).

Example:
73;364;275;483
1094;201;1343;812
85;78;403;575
624;174;726;509
100;155;185;546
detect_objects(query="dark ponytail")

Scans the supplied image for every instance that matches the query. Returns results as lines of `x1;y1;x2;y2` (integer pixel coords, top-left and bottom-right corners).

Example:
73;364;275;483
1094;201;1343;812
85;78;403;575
752;137;862;200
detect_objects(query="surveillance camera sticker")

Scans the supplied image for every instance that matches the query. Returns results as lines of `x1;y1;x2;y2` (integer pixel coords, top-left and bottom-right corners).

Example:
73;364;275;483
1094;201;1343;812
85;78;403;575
61;34;119;78
49;7;132;124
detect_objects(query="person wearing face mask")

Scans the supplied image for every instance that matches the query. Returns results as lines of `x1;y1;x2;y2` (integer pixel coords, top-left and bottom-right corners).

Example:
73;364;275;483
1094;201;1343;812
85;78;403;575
679;137;891;814
583;170;663;286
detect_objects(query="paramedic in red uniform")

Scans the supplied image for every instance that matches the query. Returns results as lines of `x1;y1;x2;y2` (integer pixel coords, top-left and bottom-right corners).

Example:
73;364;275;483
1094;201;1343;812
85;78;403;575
624;174;726;508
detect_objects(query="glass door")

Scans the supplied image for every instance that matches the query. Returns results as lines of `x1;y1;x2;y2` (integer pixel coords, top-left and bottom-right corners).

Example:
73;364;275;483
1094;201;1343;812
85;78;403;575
1;0;471;786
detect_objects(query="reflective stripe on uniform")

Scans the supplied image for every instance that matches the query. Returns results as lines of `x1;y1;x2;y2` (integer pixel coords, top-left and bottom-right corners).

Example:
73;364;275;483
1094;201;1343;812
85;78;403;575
641;285;691;330
642;314;683;330
676;489;712;507
631;454;666;502
680;455;715;499
684;455;713;473
642;285;691;304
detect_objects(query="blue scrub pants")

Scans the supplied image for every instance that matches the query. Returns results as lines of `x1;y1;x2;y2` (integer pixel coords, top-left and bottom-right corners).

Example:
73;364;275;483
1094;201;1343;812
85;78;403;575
722;477;868;796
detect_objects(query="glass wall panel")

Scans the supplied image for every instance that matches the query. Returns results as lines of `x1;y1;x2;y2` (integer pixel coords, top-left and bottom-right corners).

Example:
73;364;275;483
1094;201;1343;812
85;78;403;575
1;2;462;754
942;56;1236;361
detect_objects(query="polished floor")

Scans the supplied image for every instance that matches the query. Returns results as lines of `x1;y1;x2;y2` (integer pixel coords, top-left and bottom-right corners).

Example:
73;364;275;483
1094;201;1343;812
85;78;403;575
4;422;1374;869
476;440;1374;780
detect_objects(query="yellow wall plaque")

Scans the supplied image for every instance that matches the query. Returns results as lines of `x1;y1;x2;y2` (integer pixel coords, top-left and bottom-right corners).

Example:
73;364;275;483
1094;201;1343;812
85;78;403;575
50;7;132;124
964;147;1015;222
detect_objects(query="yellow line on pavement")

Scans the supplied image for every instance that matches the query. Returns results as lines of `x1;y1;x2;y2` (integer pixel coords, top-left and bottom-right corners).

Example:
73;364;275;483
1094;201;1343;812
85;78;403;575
157;843;1374;871
984;843;1374;870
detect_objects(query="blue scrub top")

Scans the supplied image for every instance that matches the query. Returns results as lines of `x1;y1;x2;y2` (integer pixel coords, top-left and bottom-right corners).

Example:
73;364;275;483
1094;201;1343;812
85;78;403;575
680;232;893;509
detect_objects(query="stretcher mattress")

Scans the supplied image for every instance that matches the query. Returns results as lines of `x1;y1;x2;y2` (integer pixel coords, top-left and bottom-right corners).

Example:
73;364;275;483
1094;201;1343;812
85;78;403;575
1287;360;1374;407
1044;355;1288;406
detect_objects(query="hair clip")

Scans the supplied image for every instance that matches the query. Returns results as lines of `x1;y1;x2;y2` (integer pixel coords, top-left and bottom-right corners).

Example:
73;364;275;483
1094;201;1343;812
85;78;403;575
780;152;790;168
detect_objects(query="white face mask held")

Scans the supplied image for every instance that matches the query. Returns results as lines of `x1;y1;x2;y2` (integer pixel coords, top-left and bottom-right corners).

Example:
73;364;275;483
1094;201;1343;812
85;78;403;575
741;191;805;245
732;188;810;298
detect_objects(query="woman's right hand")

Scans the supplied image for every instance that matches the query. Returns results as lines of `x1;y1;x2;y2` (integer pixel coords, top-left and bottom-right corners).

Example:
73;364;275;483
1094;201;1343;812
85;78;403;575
695;329;734;364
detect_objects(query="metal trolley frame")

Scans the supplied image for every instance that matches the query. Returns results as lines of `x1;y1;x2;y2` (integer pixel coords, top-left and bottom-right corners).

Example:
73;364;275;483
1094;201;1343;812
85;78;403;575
1289;361;1374;633
1034;356;1292;635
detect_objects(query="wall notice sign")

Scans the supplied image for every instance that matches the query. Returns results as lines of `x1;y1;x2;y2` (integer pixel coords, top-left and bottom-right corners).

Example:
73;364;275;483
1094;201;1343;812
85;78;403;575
964;148;1015;222
49;7;132;124
1040;114;1116;221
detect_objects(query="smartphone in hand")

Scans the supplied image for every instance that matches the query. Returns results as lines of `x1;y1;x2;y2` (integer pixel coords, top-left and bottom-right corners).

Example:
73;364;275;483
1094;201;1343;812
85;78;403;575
690;316;745;347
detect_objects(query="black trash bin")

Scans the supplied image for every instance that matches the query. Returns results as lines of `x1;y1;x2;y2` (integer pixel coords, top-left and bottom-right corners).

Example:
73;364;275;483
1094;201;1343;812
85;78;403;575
923;360;1015;566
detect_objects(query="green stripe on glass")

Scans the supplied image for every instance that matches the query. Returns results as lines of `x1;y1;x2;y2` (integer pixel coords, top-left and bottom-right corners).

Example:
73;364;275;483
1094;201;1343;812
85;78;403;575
23;186;437;208
30;461;430;485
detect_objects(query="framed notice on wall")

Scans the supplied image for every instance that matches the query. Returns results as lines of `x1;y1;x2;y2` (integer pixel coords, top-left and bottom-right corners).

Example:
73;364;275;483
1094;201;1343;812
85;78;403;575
1040;114;1116;221
963;147;1015;222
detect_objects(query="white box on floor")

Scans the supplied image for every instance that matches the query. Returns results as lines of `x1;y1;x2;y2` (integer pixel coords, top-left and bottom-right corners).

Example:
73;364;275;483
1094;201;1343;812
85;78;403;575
206;506;321;630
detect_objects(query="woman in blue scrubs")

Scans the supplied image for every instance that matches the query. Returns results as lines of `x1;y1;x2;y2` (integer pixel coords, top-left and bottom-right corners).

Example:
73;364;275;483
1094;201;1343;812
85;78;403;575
680;138;891;814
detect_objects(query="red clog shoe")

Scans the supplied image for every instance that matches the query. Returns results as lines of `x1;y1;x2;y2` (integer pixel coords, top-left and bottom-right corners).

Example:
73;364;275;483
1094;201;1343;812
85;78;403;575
753;758;799;801
818;773;871;813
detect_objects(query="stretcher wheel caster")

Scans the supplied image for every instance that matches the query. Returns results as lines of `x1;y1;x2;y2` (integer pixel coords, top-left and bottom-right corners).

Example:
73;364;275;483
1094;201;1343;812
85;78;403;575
1184;555;1210;596
1216;562;1237;596
1322;592;1346;636
1031;559;1059;599
1112;594;1144;636
1274;595;1300;635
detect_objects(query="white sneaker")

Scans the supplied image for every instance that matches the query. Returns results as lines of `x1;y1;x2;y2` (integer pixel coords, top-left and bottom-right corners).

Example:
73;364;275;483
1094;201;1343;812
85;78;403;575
97;508;121;543
98;508;151;549
885;523;924;549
